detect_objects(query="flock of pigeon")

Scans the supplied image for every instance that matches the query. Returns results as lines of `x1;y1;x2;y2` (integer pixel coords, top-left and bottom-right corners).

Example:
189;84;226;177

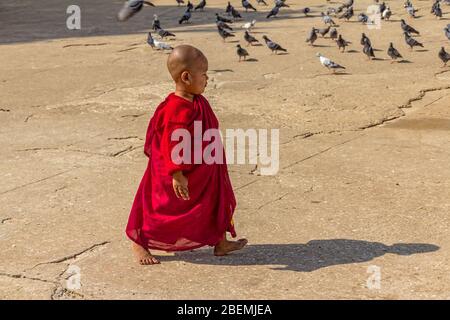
117;0;450;73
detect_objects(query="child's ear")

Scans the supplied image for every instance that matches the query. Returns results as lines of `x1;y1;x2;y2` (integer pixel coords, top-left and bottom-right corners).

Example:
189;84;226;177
180;71;191;85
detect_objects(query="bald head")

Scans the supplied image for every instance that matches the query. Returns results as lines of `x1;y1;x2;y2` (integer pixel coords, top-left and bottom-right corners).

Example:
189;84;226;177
167;45;207;81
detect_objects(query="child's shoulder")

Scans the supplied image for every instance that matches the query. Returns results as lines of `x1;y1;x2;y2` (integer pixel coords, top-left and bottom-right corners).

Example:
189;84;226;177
161;93;195;123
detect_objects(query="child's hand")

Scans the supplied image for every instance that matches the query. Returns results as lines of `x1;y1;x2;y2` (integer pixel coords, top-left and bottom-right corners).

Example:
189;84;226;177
172;170;190;200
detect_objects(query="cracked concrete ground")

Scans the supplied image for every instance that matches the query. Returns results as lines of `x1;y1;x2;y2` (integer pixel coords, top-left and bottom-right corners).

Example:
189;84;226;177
1;0;450;299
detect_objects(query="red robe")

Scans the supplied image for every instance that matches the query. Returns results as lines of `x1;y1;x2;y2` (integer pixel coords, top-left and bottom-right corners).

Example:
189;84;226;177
126;93;237;251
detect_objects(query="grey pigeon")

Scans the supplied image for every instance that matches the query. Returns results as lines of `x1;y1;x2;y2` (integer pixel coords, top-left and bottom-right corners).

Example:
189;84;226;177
329;28;338;40
187;1;194;10
179;8;192;24
152;14;160;30
155;26;175;39
343;0;354;9
217;20;233;31
176;0;185;6
117;0;155;21
438;47;450;66
236;44;249;61
275;0;289;7
267;6;280;18
317;26;331;37
382;6;392;20
379;2;386;15
358;13;369;24
231;7;242;18
361;33;371;46
262;35;287;54
401;19;420;35
226;1;233;13
405;4;418;18
242;0;257;11
244;31;259;45
216;13;233;23
445;25;450;40
306;27;318;45
218;26;235;42
336;34;349;52
317;53;346;73
339;6;354;20
432;3;442;18
195;0;206;11
321;12;336;25
363;41;375;60
404;31;423;50
387;42;403;63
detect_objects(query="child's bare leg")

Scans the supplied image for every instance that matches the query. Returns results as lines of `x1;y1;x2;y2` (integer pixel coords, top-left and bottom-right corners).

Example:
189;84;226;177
214;233;248;256
131;242;160;265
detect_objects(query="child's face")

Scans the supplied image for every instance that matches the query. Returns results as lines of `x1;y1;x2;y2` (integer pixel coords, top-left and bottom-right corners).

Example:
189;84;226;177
181;58;209;95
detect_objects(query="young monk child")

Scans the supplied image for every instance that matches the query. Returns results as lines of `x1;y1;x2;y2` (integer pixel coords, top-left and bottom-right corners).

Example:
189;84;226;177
126;44;248;265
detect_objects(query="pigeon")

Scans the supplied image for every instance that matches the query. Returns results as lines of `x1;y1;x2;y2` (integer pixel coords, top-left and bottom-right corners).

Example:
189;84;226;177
256;0;268;5
300;7;311;16
187;1;194;10
262;35;287;54
242;0;257;11
244;31;259;45
195;0;206;11
147;32;173;51
275;0;289;8
236;44;249;61
117;0;155;21
176;0;185;6
218;26;235;42
445;25;450;41
242;19;257;31
339;6;354;20
152;14;160;31
401;19;420;35
336;34;349;52
387;42;403;63
226;1;233;13
405;4;418;18
361;33;371;46
231;7;243;18
306;27;318;46
379;2;386;15
155;26;176;39
266;5;280;18
321;12;336;25
217;20;233;31
342;0;354;9
358;13;369;23
432;3;443;18
317;26;331;37
363;41;375;60
216;13;233;23
316;53;346;72
404;31;424;50
382;6;392;21
179;8;192;24
438;47;450;66
329;28;338;40
431;0;439;14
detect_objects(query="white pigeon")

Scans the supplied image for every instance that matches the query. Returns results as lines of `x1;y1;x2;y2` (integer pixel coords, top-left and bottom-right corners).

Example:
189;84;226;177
154;39;173;51
241;19;256;31
316;53;345;72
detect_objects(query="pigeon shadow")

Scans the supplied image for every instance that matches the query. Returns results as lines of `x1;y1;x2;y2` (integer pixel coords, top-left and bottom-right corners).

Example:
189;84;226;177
209;69;234;73
346;49;359;53
157;239;439;272
249;43;264;47
371;57;386;61
373;48;383;52
415;49;429;52
312;44;333;48
226;40;240;43
275;52;289;55
398;59;412;63
244;58;259;62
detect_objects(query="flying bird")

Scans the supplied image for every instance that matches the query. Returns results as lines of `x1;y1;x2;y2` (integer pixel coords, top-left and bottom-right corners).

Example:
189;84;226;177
117;0;155;21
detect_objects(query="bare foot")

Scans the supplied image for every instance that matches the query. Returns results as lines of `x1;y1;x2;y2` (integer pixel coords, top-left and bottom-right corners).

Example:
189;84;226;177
131;242;160;265
214;238;248;256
